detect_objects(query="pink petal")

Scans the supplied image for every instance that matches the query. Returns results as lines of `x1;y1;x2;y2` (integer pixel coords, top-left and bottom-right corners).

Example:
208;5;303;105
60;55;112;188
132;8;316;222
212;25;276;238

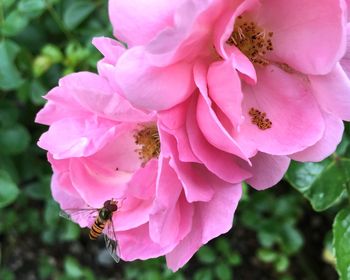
213;0;258;82
149;157;191;247
92;37;125;65
118;223;173;261
340;23;350;76
237;65;325;155
158;100;200;163
245;153;290;190
51;171;93;228
113;197;153;231
67;126;144;207
257;0;347;74
145;0;223;66
37;117;118;159
310;63;350;121
290;113;344;162
69;158;128;208
230;49;257;84
160;123;200;163
161;130;215;202
186;94;252;183
207;58;244;129
166;182;242;271
51;172;82;206
59;72;152;122
90;126;142;172
127;159;158;200
35;87;88;125
115;47;195;110
47;153;70;173
194;61;250;160
108;0;179;46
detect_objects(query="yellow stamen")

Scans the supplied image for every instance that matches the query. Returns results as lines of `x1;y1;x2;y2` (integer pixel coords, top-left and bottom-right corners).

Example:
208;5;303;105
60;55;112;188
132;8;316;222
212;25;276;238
134;124;160;166
249;108;272;130
227;16;274;66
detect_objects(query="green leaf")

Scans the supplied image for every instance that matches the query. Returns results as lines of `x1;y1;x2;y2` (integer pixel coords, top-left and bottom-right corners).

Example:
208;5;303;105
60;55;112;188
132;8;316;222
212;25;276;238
274;255;290;273
2;10;29;36
194;268;213;280
23;176;51;200
280;224;304;254
60;222;80;241
64;256;84;278
0;268;15;280
0;156;19;184
63;1;95;30
30;79;47;105
0;40;23;90
215;239;231;256
2;0;15;9
257;249;278;263
42;44;63;63
0;124;31;155
0;170;19;208
18;0;46;18
227;252;241;266
33;56;52;77
0;101;19;127
214;263;232;280
44;199;60;226
286;159;350;211
333;208;350;280
196;246;216;264
258;230;277;248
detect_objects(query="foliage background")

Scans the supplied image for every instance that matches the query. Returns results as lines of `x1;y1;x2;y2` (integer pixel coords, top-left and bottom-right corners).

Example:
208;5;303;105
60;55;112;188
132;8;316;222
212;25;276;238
0;0;349;279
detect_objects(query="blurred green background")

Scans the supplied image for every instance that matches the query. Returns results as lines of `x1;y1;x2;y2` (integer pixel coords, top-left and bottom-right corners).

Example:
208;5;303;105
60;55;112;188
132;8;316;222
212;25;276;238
1;0;350;279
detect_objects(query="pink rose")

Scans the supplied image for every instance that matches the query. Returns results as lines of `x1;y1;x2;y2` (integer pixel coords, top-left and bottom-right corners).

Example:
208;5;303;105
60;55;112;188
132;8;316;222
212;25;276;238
36;67;261;270
93;36;291;190
106;0;349;163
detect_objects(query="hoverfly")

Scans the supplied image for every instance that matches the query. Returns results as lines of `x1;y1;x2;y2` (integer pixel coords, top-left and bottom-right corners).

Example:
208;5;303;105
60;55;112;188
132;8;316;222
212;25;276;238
60;199;120;262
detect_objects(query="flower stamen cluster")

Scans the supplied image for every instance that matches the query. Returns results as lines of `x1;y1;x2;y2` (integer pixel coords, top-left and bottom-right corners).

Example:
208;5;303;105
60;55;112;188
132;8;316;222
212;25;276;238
134;124;160;165
227;16;274;66
249;107;272;130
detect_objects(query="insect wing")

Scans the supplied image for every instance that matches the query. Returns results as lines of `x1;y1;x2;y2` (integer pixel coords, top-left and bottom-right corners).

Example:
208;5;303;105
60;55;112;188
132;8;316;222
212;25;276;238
60;208;98;225
104;218;120;263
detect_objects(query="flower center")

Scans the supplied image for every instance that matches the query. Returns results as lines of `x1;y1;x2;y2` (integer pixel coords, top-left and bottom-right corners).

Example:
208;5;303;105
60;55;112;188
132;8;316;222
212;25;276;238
134;124;160;166
226;16;274;66
249;108;272;130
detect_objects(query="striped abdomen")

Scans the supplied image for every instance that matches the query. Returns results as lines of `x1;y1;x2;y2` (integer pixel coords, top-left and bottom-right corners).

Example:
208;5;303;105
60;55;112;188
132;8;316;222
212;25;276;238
89;216;107;240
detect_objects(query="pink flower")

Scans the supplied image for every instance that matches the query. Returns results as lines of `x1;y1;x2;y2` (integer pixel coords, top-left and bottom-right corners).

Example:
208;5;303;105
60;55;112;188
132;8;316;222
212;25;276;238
93;36;291;190
36;66;270;270
35;0;350;271
106;0;349;163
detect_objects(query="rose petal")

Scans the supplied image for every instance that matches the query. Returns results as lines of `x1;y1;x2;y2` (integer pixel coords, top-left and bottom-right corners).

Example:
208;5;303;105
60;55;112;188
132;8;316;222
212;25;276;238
207;58;244;129
108;0;180;46
237;65;325;155
290;113;344;162
310;63;350;121
37;117;118;159
166;182;242;271
257;0;347;74
194;61;250;160
245;153;290;190
115;47;195;110
118;223;173;261
92;37;126;65
149;157;188;246
186;93;252;183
